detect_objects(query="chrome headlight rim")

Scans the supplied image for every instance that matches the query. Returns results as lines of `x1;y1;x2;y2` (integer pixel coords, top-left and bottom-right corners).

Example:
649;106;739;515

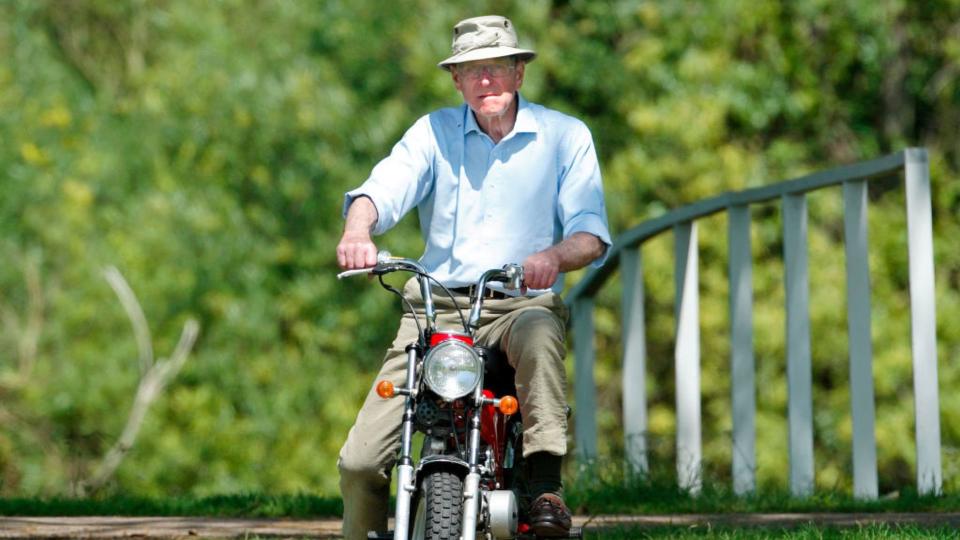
422;339;483;401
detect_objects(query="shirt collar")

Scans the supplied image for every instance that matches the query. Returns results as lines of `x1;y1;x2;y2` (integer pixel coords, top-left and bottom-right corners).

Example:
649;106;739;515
513;93;538;134
462;93;539;137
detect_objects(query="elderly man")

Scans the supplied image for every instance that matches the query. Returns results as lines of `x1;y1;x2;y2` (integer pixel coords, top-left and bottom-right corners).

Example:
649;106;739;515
336;15;610;539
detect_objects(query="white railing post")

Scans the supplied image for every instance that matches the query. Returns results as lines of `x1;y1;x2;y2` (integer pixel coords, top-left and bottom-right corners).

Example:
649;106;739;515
674;222;702;494
783;193;815;497
842;180;879;499
573;297;598;463
621;247;649;474
904;148;942;495
728;205;756;495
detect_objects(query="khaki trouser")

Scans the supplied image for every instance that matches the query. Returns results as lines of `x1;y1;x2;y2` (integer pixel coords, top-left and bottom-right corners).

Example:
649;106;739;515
338;278;569;540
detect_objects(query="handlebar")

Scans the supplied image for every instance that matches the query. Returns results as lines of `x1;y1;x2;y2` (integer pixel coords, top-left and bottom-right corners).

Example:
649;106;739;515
337;251;524;336
466;265;523;331
335;251;426;279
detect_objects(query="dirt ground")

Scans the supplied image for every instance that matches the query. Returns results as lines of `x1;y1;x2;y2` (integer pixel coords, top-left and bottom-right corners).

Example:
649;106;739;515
2;513;960;538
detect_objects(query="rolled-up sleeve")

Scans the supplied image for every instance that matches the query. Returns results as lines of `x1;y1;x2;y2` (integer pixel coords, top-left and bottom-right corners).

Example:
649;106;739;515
343;116;435;235
557;122;612;266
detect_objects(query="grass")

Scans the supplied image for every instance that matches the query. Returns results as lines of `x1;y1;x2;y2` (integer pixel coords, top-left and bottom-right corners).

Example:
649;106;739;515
2;478;958;518
565;461;960;516
560;462;960;538
3;482;958;518
2;463;958;540
0;493;341;518
589;524;960;539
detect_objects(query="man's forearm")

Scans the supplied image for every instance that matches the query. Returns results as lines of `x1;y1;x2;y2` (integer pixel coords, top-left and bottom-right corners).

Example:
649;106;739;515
344;195;379;234
548;232;607;272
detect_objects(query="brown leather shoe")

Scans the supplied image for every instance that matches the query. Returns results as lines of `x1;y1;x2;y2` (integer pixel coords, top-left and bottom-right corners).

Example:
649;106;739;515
527;493;572;537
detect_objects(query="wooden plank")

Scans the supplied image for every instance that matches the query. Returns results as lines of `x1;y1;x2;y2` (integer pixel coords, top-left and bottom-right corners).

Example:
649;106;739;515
843;180;879;499
674;222;702;493
783;193;815;497
728;205;756;495
621;248;649;474
904;148;942;495
573;297;598;461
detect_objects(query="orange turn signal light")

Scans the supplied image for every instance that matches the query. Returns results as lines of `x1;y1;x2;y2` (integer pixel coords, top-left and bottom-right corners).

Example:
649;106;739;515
498;395;519;415
376;380;396;398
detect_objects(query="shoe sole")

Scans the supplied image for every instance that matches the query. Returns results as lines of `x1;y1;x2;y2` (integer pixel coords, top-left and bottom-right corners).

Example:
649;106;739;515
529;521;572;537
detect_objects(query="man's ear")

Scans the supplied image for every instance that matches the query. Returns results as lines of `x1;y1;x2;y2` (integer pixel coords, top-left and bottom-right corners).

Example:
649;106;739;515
451;67;463;91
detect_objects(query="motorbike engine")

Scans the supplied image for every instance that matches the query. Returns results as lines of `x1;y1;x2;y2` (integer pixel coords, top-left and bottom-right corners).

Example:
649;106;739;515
484;489;518;539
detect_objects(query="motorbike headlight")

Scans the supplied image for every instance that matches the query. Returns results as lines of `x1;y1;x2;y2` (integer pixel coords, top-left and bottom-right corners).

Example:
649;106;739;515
423;339;483;401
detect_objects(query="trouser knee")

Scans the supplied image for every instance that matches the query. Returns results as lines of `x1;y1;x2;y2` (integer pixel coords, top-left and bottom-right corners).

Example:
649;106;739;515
503;308;565;367
338;452;391;489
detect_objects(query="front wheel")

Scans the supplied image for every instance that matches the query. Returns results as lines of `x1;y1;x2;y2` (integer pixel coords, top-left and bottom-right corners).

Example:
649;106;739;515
410;469;464;540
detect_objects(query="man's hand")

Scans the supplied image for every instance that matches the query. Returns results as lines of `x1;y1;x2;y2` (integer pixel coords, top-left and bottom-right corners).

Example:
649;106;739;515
337;196;379;270
522;232;607;290
337;231;378;269
522;250;561;290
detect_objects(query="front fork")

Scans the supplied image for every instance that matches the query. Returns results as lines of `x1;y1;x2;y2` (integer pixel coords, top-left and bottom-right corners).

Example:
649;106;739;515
460;382;486;540
393;346;487;540
392;344;419;540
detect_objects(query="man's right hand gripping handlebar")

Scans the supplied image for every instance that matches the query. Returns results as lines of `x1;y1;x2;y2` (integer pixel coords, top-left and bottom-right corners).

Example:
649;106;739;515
337;195;380;270
336;230;378;270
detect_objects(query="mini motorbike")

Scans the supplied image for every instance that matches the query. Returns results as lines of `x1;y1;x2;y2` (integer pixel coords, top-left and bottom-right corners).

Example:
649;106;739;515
338;252;582;540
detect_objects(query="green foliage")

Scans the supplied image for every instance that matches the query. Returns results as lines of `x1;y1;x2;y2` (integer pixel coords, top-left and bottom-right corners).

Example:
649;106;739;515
0;0;958;499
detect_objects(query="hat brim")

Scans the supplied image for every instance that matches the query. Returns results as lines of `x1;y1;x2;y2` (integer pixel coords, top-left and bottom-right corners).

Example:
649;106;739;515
438;47;536;71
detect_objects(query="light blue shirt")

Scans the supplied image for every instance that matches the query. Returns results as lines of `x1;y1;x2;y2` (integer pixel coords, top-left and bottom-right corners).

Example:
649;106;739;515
343;94;611;294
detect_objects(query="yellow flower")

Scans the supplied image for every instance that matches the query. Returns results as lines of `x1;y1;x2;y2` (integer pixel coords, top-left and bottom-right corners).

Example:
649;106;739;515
40;106;72;128
20;142;47;165
62;180;94;208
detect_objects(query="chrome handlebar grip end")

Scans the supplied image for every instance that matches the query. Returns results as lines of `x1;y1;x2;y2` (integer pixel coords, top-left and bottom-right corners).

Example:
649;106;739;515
501;263;524;291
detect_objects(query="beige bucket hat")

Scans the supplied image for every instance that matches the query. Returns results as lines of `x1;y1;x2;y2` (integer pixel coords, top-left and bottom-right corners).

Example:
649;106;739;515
438;15;537;71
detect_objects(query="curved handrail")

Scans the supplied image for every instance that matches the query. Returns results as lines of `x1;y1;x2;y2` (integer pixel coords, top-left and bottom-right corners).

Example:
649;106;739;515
566;150;912;302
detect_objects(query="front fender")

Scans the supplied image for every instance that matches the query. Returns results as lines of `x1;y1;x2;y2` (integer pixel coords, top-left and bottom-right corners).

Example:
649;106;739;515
416;454;470;478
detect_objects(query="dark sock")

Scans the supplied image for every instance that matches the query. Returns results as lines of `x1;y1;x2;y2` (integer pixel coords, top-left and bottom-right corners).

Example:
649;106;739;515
526;451;563;498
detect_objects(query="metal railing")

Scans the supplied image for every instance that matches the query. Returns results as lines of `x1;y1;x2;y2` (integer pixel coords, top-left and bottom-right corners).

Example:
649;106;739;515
567;148;941;498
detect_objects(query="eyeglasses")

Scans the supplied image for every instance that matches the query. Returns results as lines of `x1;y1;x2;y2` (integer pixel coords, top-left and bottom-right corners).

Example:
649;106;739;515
456;60;517;79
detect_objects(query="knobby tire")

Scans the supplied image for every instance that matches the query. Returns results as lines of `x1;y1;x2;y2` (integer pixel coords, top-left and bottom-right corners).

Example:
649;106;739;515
411;470;464;540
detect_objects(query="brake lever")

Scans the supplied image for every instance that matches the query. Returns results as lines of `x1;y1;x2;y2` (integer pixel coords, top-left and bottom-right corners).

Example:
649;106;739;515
336;267;376;279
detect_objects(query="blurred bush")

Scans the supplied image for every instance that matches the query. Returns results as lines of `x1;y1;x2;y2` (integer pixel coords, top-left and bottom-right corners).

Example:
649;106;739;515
0;0;957;497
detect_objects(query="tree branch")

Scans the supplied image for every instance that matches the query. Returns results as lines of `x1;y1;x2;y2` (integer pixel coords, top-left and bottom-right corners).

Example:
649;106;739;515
81;268;200;495
103;266;153;376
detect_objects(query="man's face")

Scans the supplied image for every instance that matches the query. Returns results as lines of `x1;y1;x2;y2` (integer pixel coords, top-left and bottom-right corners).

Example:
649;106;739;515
452;57;525;120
